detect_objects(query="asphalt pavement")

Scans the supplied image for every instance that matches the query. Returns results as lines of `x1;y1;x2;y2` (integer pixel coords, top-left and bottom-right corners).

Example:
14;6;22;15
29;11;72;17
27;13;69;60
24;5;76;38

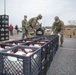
9;33;22;40
47;38;76;75
9;33;76;75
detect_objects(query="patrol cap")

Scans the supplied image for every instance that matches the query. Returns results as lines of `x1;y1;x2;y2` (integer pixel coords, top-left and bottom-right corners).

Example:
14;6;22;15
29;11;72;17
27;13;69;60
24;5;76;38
24;15;27;18
54;16;59;20
38;14;42;19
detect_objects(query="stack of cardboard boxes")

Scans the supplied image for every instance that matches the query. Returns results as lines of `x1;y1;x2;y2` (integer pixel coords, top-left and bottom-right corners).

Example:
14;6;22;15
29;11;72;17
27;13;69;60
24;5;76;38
64;28;76;38
73;29;76;38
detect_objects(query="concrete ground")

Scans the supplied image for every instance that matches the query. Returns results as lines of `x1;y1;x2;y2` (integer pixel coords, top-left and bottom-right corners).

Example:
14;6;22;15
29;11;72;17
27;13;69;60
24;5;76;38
9;33;22;40
47;38;76;75
9;33;76;75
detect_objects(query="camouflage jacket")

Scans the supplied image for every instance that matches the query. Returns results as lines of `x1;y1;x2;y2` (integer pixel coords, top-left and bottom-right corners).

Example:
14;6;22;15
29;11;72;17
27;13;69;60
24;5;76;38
52;20;64;34
28;17;39;29
22;19;27;30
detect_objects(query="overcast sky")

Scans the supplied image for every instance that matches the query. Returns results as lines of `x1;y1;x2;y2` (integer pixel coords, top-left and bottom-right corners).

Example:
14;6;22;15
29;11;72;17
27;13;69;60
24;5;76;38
0;0;76;27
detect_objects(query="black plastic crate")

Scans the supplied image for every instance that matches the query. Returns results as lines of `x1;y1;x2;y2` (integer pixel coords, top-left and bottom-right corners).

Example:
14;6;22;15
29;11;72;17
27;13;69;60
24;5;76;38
42;35;59;58
0;15;9;41
51;35;59;57
39;35;58;40
34;39;53;55
35;36;52;42
0;45;41;75
22;42;49;62
16;36;42;43
42;35;59;57
0;44;14;52
38;61;47;75
46;54;53;71
1;40;25;46
16;38;33;43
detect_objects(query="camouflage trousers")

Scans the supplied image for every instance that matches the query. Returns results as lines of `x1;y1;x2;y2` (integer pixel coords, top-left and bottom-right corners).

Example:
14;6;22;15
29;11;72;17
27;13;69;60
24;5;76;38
22;29;28;39
27;28;36;38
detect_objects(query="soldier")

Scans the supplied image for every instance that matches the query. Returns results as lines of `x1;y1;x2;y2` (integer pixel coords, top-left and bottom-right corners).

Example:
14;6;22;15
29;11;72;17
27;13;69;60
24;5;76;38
27;14;42;37
22;15;28;39
51;16;65;47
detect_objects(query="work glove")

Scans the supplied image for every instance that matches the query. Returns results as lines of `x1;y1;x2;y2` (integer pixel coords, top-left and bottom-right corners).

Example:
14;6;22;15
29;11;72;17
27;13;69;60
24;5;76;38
34;29;36;33
50;31;53;35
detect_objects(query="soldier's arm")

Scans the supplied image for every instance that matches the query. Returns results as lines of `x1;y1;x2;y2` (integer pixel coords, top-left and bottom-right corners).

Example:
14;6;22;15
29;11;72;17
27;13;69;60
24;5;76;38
36;21;40;25
31;19;37;29
22;20;25;27
60;21;65;34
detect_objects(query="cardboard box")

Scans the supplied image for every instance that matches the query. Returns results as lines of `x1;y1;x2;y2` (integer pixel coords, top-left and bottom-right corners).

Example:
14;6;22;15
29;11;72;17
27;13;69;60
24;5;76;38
64;35;71;38
64;29;71;35
70;29;74;36
64;29;76;38
13;29;17;35
74;29;76;36
71;35;76;38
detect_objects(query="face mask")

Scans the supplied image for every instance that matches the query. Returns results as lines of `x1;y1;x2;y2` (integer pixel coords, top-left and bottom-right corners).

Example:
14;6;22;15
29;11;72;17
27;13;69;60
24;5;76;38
55;20;59;23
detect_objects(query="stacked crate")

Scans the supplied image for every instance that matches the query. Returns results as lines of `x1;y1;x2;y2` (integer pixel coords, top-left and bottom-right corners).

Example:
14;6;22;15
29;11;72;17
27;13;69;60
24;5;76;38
22;35;59;75
40;35;59;75
0;15;9;41
0;37;42;52
0;46;41;75
0;35;59;75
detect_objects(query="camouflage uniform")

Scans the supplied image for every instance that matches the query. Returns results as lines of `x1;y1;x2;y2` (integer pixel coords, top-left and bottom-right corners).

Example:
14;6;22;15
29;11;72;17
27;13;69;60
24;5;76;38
52;16;64;46
22;16;28;39
27;14;42;37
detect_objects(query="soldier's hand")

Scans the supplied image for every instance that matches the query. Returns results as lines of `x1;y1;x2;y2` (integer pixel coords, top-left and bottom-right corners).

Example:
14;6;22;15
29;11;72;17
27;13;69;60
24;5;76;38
58;33;61;37
50;31;53;35
34;29;36;32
